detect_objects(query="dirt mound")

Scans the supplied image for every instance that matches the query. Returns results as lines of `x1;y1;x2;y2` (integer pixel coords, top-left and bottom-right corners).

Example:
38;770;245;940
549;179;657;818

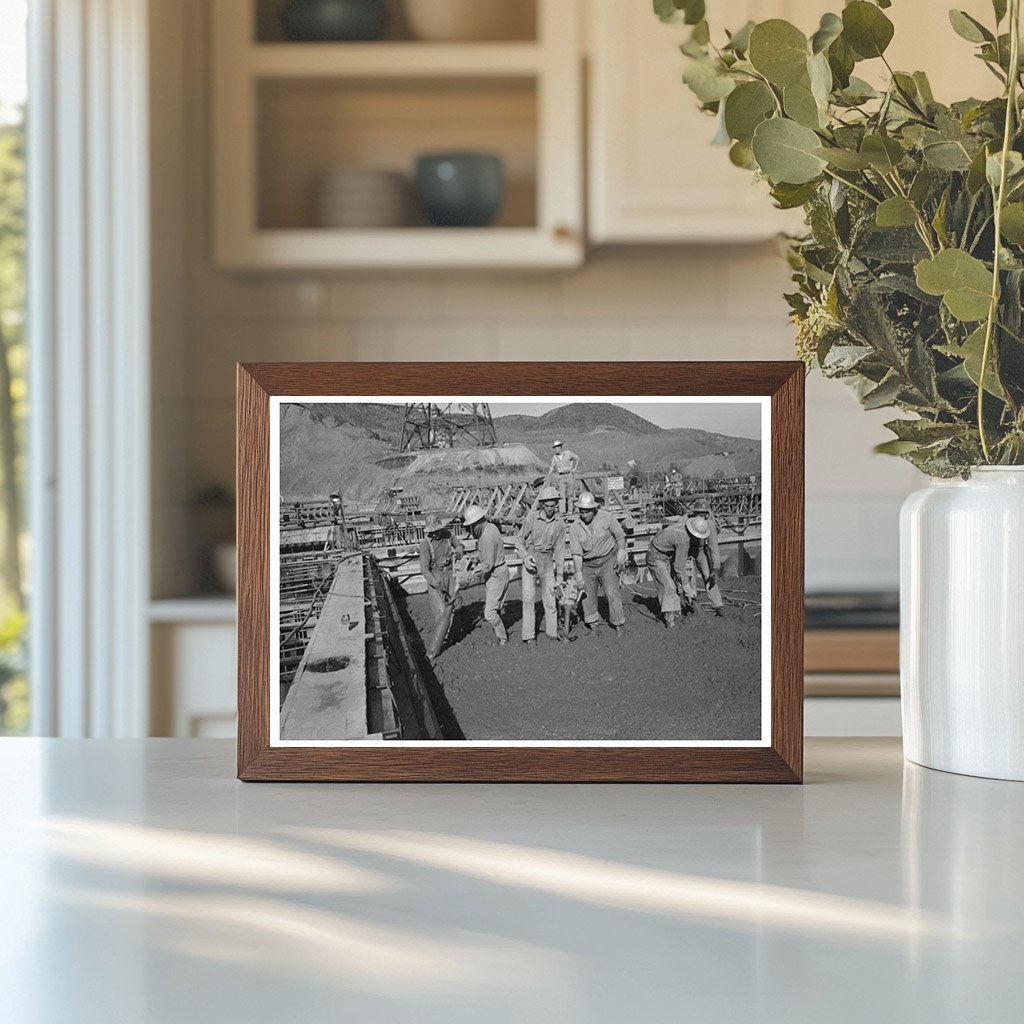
396;444;547;478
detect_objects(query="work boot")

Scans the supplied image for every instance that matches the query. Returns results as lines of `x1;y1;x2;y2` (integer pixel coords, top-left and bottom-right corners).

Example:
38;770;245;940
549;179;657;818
665;612;678;629
498;638;508;646
612;624;625;638
523;637;535;645
714;607;725;618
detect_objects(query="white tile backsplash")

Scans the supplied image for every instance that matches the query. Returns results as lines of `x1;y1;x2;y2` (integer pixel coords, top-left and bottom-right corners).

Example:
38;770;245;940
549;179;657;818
181;248;918;592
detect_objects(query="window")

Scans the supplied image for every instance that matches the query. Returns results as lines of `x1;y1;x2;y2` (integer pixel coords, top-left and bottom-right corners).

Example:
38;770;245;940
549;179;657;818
0;0;27;734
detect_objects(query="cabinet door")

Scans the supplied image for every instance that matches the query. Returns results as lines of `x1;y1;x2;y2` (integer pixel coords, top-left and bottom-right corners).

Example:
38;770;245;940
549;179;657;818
588;0;812;243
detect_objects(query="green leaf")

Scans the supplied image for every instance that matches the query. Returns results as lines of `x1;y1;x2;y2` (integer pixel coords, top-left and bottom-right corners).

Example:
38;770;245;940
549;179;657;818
874;439;922;455
682;58;736;104
827;36;855;88
939;325;1006;398
876;197;918;228
915;249;994;321
909;164;933;205
1000;203;1024;245
748;20;809;87
751;118;828;184
842;1;895;59
860;133;904;173
784;80;824;129
913;71;935;104
810;12;843;54
691;19;710;45
808;51;833;109
862;374;903;409
986;150;1024;191
814;146;872;170
948;10;994;44
993;0;1008;24
884;418;963;443
653;0;705;26
770;180;820;209
723;81;775;144
729;140;757;169
967;144;991;194
724;20;755;53
923;140;972;171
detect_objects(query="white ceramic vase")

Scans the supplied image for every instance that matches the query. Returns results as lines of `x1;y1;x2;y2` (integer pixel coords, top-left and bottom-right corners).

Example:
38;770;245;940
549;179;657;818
900;467;1024;780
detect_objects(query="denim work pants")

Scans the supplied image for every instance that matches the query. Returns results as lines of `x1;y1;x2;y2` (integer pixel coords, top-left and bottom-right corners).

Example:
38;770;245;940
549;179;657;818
483;564;509;640
645;549;681;614
521;551;558;640
581;549;625;627
425;570;455;658
680;552;724;609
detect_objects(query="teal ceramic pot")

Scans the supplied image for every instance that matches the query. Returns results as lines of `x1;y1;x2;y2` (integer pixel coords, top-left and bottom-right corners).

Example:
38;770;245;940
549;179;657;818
415;152;505;227
281;0;388;41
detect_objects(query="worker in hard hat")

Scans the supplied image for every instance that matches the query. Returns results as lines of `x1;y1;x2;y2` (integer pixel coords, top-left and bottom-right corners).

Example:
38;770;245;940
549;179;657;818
568;492;628;635
645;517;691;628
515;485;566;644
419;518;463;663
462;504;510;645
679;514;725;617
548;440;580;513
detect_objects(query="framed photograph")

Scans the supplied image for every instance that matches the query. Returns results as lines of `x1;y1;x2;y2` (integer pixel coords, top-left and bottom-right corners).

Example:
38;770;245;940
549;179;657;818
237;362;803;782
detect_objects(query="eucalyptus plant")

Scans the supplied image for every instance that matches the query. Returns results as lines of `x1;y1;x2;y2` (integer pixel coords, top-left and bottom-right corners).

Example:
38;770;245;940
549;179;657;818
658;0;1024;475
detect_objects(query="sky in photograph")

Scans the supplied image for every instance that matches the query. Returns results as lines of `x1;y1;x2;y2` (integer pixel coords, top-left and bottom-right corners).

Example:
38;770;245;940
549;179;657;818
487;401;762;440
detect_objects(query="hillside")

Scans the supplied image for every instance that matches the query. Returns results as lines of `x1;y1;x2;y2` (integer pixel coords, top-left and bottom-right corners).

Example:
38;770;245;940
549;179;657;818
497;402;664;437
279;401;761;503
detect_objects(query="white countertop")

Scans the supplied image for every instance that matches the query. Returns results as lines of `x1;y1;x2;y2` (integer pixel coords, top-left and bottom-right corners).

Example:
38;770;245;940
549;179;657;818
1;738;1020;1023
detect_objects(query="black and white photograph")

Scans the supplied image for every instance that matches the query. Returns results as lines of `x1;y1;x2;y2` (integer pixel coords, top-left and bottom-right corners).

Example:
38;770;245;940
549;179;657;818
270;396;770;746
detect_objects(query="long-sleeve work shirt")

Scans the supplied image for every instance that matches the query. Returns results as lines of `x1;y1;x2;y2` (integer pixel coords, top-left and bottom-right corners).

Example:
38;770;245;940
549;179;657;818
418;534;462;590
568;509;625;562
515;511;566;559
474;522;507;577
648;523;692;575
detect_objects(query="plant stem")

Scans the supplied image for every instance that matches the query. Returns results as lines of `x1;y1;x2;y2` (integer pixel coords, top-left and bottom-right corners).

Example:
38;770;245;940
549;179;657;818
978;0;1021;462
822;167;880;204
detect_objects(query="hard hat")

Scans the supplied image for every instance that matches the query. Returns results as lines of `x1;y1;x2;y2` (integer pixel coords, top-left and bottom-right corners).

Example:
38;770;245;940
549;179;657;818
424;518;447;535
552;440;563;449
463;504;486;526
575;492;599;510
537;485;560;503
686;515;711;539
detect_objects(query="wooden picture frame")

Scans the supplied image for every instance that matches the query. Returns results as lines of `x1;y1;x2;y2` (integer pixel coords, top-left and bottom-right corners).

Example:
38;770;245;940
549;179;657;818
237;362;804;782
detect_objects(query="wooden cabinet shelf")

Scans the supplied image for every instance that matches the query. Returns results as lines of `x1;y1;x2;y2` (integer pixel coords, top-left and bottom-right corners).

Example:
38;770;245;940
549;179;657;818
212;0;582;269
249;42;545;78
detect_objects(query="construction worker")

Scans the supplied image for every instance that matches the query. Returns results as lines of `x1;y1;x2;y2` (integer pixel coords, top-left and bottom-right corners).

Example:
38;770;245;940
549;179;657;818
645;517;691;628
419;519;463;662
515;485;565;644
463;504;510;645
680;514;725;617
568;492;628;635
548;440;580;513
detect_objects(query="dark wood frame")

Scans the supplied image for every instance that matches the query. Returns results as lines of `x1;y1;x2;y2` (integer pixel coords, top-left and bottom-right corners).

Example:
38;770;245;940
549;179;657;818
237;362;804;782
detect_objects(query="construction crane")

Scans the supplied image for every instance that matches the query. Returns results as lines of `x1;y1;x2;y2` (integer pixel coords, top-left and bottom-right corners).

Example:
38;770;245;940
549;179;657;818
398;403;498;452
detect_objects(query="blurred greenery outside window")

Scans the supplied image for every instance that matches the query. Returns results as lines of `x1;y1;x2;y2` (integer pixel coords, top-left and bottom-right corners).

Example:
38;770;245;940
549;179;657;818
0;0;28;734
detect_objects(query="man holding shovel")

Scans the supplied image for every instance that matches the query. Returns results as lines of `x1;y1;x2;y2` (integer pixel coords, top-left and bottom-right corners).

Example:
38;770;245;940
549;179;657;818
419;519;463;664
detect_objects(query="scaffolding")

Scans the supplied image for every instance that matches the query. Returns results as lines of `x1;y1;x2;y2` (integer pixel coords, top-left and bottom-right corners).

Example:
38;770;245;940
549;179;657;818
398;403;498;452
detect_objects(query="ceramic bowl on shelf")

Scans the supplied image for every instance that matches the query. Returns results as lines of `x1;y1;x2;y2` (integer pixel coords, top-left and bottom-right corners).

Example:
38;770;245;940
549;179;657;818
403;0;535;41
280;0;388;42
315;167;407;228
414;152;504;227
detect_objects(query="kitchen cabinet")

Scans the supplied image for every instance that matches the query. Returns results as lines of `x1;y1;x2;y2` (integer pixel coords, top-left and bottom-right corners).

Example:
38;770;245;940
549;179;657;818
211;0;583;269
586;0;999;244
